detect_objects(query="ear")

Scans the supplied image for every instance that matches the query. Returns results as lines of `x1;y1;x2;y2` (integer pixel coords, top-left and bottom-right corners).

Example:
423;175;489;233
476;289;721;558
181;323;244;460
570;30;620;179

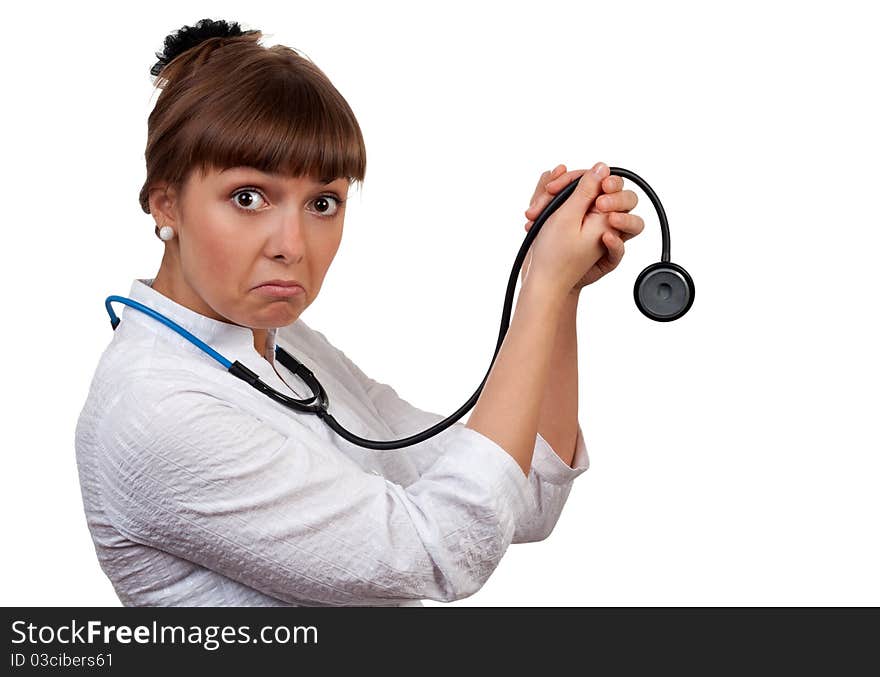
148;182;182;228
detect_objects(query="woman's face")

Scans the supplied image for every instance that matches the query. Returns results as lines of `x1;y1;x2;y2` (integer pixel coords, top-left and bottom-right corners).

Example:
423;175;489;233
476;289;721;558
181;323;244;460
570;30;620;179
152;165;349;331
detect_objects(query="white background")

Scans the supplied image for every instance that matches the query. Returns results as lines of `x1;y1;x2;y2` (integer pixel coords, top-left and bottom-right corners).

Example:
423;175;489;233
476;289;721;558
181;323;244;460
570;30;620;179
2;0;878;606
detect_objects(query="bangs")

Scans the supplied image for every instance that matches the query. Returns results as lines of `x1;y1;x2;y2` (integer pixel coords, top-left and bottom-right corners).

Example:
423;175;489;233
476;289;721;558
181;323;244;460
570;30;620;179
185;71;366;186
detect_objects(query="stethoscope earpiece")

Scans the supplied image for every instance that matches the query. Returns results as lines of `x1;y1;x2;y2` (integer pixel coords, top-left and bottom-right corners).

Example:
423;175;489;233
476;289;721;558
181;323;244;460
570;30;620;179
633;261;695;322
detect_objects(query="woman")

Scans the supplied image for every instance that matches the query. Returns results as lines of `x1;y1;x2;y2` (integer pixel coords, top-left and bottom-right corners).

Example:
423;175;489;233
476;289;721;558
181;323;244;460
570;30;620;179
74;18;644;607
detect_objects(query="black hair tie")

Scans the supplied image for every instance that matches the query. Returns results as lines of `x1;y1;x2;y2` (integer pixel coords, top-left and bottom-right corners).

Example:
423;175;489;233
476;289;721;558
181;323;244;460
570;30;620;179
150;17;258;76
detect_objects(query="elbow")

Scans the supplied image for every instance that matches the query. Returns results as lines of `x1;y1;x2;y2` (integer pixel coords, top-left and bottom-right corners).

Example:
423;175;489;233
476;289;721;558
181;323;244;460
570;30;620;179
512;526;552;544
388;458;526;603
512;509;557;544
416;522;512;603
428;553;504;603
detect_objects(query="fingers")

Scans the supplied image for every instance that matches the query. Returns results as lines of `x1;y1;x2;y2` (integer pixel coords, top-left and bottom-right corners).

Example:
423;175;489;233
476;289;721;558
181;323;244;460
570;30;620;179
602;231;625;268
547;169;622;195
602;175;624;193
596;189;638;213
527;161;607;222
532;165;565;197
525;165;567;220
566;162;609;216
525;163;624;223
529;207;644;239
607;211;645;237
545;167;589;194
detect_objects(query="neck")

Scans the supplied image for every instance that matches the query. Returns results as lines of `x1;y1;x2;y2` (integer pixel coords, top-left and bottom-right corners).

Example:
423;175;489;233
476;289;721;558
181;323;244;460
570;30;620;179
153;255;271;361
152;253;225;323
252;329;269;358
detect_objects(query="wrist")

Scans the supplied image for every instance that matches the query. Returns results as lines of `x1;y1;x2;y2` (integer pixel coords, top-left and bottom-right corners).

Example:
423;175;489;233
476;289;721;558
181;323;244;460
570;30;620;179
562;288;580;314
519;273;582;308
520;274;569;316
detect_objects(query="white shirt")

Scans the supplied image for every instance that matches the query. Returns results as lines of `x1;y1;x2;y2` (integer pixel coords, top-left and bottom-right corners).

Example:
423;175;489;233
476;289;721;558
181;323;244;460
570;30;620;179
75;278;590;606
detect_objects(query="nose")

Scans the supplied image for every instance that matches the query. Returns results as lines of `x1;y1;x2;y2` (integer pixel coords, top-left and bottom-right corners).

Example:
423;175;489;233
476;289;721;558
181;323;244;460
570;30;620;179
268;208;306;263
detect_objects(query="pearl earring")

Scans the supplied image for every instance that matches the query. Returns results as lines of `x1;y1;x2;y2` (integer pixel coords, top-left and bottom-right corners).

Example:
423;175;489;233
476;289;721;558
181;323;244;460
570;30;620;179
158;225;175;241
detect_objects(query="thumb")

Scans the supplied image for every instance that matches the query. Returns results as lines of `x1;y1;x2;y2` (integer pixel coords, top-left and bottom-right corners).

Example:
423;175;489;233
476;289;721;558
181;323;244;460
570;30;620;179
561;162;609;220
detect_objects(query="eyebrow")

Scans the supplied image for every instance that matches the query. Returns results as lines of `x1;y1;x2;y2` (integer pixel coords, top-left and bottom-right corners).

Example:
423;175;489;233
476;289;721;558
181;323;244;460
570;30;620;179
219;166;343;186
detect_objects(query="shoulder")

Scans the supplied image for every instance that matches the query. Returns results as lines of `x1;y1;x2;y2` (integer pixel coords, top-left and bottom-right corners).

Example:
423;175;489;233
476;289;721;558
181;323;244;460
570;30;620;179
80;331;259;464
88;366;299;495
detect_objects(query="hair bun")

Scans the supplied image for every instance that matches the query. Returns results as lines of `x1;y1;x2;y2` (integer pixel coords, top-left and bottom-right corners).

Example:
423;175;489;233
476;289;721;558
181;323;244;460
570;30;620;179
150;17;258;77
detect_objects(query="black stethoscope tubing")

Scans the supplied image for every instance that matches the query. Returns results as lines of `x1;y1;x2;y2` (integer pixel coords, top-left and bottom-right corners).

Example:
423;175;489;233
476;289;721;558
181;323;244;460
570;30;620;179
106;166;693;450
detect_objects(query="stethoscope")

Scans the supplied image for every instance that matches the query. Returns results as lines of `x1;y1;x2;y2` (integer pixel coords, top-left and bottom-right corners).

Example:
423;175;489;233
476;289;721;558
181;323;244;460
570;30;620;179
105;167;694;450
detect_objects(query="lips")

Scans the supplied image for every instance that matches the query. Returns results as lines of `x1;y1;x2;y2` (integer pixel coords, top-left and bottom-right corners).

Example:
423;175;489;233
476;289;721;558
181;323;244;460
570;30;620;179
254;279;303;290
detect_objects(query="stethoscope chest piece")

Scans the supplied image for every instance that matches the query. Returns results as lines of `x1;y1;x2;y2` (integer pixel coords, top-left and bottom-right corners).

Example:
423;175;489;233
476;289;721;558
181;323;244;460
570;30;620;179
633;261;695;322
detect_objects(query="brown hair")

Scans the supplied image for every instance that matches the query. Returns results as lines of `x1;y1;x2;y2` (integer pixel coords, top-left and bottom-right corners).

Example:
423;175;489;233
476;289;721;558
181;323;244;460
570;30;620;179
138;25;367;236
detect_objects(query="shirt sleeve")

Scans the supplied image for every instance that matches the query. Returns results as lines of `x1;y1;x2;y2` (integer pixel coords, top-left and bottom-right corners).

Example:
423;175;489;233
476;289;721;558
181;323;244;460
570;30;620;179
97;376;535;606
327;339;591;543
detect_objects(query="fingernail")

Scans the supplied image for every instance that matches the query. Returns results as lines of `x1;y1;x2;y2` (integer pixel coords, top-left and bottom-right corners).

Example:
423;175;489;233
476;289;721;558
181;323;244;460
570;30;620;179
592;162;607;176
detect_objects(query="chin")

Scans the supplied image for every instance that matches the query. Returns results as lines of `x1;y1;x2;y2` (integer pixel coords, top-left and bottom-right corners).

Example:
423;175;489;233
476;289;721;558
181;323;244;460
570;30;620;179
261;304;302;325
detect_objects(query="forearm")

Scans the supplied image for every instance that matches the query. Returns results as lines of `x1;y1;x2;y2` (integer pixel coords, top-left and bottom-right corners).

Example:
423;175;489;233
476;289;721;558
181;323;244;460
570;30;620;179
466;278;567;476
514;282;581;467
537;289;580;467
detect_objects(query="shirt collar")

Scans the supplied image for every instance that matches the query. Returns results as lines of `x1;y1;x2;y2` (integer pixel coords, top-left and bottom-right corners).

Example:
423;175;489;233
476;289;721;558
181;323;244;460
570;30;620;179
122;277;279;367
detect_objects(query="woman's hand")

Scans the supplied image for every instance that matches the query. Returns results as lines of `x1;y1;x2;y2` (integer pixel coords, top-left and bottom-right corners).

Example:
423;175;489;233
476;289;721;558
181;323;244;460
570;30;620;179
521;164;645;291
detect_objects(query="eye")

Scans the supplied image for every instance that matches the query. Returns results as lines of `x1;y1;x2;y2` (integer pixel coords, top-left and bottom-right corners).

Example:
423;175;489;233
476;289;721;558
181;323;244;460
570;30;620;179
230;187;266;213
310;194;345;218
230;187;346;218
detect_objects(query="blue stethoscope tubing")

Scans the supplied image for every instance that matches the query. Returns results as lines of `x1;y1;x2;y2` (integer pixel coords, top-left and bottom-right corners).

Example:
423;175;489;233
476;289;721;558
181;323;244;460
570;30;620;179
105;166;694;450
